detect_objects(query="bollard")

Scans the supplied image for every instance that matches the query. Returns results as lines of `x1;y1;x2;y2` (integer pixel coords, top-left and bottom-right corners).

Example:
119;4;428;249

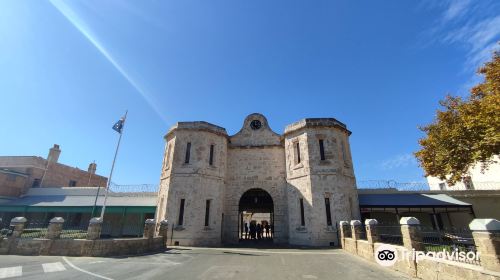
87;217;103;240
46;217;64;239
10;217;27;238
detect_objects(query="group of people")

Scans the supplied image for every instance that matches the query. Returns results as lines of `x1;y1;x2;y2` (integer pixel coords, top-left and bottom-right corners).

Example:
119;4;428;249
243;222;271;240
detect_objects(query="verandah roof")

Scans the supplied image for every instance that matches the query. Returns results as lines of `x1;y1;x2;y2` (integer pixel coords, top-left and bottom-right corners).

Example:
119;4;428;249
358;193;471;208
0;194;156;213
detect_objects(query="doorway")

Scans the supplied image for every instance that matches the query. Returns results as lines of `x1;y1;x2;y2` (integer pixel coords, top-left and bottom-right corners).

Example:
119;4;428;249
238;188;274;244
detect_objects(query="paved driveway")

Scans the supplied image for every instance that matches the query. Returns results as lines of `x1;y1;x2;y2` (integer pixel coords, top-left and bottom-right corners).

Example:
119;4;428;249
0;247;408;279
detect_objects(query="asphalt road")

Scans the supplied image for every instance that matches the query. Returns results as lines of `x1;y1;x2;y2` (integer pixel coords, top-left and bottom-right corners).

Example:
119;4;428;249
0;247;409;280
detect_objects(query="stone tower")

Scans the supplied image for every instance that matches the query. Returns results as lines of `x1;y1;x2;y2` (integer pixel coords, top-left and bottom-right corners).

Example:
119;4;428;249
284;119;360;246
155;122;228;246
155;114;359;246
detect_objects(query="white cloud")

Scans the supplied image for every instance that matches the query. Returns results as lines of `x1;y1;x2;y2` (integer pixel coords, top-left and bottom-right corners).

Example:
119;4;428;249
423;1;499;78
442;0;471;23
380;153;417;170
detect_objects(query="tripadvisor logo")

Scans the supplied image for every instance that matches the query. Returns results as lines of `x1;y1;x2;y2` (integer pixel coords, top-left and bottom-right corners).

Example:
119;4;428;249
374;244;480;266
375;244;398;266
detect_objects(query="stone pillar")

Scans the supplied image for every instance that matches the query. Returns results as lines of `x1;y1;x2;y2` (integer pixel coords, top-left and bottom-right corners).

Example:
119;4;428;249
159;220;169;241
87;217;103;240
350;220;362;241
46;217;64;239
365;219;379;244
9;217;27;238
143;219;155;239
339;221;349;248
469;219;500;272
400;217;424;251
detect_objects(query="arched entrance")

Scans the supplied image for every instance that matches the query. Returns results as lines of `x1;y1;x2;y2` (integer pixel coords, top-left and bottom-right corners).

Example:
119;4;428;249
238;188;274;243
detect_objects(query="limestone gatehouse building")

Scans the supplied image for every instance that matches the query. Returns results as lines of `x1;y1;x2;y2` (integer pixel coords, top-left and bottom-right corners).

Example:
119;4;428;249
155;113;360;246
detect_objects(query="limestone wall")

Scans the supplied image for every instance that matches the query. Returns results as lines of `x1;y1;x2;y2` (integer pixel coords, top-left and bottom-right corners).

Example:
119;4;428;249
224;146;288;244
343;237;357;254
156;114;359;247
417;258;499;280
229;113;282;147
158;126;228;246
284;122;358;246
0;237;165;257
356;240;374;261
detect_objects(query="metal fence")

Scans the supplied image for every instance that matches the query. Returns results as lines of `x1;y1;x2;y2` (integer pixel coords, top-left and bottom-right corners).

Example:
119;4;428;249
358;226;367;240
343;225;352;238
0;219;12;238
60;223;88;239
0;218;147;240
99;222;144;239
419;227;480;265
377;226;403;245
108;183;159;194
20;221;49;238
357;179;500;191
357;180;430;191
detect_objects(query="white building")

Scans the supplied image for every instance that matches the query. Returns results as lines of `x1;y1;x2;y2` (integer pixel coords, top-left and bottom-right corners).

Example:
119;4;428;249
427;156;500;191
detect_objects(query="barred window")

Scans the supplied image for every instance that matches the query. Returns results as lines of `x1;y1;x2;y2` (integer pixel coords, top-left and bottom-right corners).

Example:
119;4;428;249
178;199;185;225
204;200;211;226
319;139;325;161
325;197;332;226
185;142;191;164
209;145;215;166
296;142;301;164
299;198;305;226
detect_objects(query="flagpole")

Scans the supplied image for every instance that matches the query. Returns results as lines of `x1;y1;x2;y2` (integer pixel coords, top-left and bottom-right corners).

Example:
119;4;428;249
100;110;128;220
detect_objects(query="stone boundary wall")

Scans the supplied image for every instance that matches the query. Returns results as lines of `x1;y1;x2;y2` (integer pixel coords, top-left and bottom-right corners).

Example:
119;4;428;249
0;236;165;257
0;217;168;257
339;218;500;280
356;240;374;262
343;238;357;255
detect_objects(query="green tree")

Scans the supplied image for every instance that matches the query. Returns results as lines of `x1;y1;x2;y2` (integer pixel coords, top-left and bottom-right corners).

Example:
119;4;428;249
415;50;500;185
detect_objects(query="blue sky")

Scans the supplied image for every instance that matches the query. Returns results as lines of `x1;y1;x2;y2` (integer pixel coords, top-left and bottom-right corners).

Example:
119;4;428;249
0;1;499;185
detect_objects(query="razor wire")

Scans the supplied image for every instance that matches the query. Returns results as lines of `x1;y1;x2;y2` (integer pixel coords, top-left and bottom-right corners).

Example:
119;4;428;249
107;182;159;194
356;180;430;191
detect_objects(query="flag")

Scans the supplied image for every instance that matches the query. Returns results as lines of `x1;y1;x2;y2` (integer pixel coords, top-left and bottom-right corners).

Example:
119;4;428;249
112;117;125;133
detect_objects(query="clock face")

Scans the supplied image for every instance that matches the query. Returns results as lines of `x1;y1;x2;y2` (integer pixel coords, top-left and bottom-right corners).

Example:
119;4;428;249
250;120;262;130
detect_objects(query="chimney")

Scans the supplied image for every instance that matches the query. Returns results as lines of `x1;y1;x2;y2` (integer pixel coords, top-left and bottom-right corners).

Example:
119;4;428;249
88;162;97;174
47;144;61;163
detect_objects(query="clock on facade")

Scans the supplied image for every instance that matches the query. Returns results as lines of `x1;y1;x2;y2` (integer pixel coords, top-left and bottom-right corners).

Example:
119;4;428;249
250;120;262;130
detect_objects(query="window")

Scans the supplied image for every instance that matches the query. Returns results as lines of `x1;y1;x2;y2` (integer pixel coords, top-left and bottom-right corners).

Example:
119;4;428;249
325;197;332;226
319;139;325;161
184;142;191;164
463;176;474;190
438;183;446;190
32;179;41;188
209;145;215;166
204;200;211;226
69;180;77;187
296;142;301;164
299;198;305;226
178;199;185;225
